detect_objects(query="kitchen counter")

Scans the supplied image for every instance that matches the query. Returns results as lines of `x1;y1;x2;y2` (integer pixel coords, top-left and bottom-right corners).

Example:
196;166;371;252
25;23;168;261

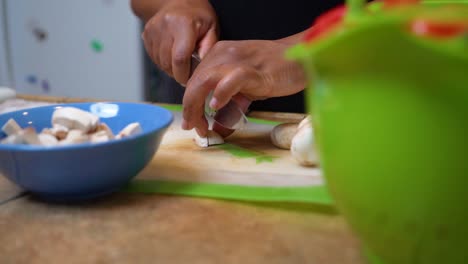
0;95;365;264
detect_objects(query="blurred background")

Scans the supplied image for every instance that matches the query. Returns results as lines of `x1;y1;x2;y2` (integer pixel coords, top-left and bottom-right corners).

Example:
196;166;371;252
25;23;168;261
0;0;171;102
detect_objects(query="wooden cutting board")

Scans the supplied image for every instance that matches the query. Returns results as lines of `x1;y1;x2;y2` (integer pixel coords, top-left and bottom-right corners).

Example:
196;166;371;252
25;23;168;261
137;111;323;187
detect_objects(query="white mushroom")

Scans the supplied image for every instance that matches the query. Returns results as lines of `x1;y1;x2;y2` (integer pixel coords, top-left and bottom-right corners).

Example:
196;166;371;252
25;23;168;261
290;116;318;166
38;133;59;146
194;130;224;148
0;106;141;146
0;134;23;145
90;130;111;143
42;124;69;140
270;122;298;150
2;118;22;136
116;122;142;139
95;122;114;139
20;127;41;145
298;115;312;131
59;129;89;145
52;107;99;133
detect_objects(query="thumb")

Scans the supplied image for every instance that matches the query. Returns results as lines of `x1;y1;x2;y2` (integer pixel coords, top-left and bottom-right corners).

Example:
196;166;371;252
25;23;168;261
197;27;218;59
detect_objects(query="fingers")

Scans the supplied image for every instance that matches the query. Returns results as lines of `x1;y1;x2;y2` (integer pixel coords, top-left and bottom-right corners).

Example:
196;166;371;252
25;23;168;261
183;66;256;138
141;31;157;65
172;27;197;86
198;27;218;59
183;69;224;135
209;68;257;110
158;37;174;76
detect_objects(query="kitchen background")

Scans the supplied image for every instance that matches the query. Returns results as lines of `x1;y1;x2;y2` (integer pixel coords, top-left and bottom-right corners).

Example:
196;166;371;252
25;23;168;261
0;0;170;102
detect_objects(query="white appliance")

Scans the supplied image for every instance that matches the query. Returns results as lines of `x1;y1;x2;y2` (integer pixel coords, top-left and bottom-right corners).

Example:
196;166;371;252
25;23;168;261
0;0;147;101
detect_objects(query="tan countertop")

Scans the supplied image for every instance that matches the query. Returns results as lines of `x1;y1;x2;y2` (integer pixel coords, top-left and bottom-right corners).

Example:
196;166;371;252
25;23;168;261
0;95;365;264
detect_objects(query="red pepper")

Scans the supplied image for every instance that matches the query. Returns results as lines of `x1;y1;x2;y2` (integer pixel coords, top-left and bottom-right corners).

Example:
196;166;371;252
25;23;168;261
304;5;347;42
410;19;468;38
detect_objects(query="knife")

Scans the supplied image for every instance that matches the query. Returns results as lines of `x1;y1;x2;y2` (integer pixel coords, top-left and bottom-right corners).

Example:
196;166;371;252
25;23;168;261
190;53;249;131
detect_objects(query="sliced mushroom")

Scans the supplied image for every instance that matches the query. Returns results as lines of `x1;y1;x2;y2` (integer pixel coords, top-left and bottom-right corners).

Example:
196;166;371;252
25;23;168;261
60;129;89;145
2;118;22;136
116;122;142;139
0;134;23;145
42;124;69;140
194;130;224;148
38;133;59;146
52;107;99;133
95;123;114;139
90;130;111;143
20;127;41;145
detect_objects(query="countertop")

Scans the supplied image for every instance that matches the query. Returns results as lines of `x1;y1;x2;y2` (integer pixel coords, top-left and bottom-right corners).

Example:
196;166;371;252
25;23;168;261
0;95;365;264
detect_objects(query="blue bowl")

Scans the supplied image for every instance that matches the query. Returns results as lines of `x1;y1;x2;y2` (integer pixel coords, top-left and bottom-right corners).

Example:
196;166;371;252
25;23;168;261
0;102;173;201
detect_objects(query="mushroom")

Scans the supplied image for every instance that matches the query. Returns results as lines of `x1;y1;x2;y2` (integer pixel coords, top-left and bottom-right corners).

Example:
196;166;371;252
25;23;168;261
194;130;224;148
0;134;23;145
270;123;299;150
2;118;22;136
59;129;90;145
290;116;318;167
116;122;142;139
42;124;69;140
20;127;42;145
90;130;111;143
38;133;59;146
52;107;100;133
95;123;114;139
1;107;141;146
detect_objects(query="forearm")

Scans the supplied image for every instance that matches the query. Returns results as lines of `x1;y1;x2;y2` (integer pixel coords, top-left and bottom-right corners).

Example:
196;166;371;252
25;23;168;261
275;31;306;45
130;0;171;22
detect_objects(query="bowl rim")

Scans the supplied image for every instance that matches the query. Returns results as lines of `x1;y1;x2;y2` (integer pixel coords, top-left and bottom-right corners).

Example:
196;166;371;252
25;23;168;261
0;102;174;152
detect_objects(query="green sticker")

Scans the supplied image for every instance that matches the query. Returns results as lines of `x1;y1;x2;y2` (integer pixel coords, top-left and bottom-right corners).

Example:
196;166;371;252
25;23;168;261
90;39;104;53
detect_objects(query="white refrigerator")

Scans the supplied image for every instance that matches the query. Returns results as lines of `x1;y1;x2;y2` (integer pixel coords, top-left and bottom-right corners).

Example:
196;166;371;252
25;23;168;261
0;0;147;101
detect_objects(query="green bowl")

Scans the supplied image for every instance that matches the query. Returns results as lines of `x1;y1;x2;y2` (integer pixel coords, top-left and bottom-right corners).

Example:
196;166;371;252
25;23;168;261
289;2;468;264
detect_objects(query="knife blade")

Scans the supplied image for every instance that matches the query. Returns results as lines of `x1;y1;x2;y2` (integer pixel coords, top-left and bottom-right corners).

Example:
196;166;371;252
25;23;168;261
190;53;248;131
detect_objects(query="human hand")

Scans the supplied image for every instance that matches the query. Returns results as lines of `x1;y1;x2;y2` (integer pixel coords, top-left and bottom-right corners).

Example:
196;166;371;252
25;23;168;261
141;0;218;85
181;40;307;137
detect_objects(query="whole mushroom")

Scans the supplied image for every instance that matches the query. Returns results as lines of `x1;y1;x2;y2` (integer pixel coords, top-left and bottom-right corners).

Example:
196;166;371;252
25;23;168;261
290;116;318;166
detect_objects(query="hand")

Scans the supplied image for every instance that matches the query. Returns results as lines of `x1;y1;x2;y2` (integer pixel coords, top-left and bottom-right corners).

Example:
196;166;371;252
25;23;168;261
141;0;218;85
181;40;307;137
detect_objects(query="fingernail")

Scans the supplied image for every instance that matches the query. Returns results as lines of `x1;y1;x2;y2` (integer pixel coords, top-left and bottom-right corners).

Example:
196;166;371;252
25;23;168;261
181;119;190;130
209;97;219;110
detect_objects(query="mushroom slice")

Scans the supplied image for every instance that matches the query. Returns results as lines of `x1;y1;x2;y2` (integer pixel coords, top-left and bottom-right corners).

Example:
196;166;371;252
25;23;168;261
52;107;99;133
2;118;22;136
194;130;224;148
60;129;89;145
116;122;142;139
38;133;59;146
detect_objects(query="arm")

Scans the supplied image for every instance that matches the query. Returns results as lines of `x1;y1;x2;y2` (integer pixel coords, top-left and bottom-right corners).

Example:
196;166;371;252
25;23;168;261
131;0;219;85
130;0;170;23
276;31;307;45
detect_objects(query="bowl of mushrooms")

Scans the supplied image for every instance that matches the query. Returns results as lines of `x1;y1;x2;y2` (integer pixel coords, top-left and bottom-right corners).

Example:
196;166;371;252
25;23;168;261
0;102;173;201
